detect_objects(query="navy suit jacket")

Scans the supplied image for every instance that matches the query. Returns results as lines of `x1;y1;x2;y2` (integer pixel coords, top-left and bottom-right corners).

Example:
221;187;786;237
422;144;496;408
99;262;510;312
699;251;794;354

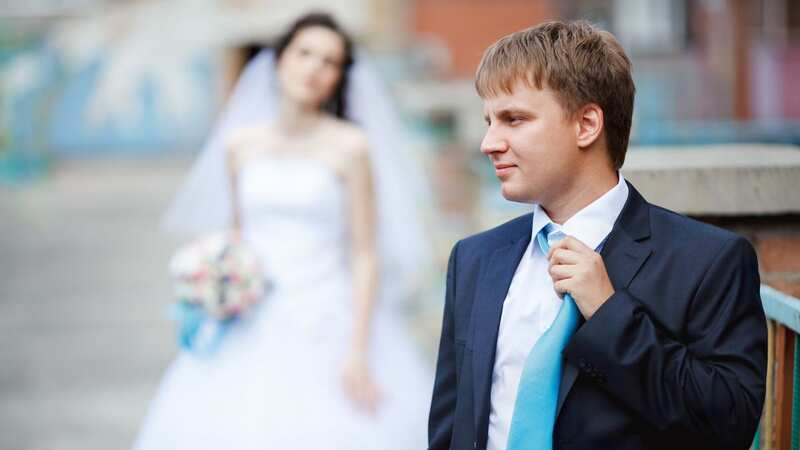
428;182;766;450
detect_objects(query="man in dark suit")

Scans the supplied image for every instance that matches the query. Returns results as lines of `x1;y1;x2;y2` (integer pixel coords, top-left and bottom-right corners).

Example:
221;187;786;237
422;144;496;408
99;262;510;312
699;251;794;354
427;20;766;450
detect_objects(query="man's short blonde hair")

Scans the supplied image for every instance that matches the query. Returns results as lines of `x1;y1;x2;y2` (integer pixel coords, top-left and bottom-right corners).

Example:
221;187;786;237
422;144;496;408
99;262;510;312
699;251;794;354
475;20;635;170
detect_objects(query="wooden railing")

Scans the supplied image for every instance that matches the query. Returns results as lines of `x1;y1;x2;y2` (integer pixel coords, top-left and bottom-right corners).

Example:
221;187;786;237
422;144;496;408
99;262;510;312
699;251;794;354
755;285;800;450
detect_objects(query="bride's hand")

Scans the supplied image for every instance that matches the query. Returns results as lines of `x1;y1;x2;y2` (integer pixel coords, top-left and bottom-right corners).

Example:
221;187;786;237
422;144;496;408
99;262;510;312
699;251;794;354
341;352;381;415
229;228;242;244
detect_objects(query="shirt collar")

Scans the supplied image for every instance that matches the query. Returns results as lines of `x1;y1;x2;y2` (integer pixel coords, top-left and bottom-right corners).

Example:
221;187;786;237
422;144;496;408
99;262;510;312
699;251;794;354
531;174;629;253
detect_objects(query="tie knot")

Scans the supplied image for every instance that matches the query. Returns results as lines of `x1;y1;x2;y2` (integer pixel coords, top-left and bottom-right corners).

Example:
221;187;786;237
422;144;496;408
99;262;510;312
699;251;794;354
543;223;566;242
536;223;565;254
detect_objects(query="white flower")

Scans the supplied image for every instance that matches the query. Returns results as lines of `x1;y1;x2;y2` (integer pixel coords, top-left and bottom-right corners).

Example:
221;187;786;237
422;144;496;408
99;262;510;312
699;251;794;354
169;231;265;320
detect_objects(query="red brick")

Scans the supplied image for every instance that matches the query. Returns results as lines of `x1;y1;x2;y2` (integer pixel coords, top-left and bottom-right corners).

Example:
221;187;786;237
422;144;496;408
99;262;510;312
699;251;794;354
763;275;800;299
413;0;556;76
756;233;800;273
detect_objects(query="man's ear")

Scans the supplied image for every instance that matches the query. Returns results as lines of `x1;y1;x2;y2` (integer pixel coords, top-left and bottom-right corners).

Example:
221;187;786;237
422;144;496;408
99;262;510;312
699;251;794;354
575;103;604;149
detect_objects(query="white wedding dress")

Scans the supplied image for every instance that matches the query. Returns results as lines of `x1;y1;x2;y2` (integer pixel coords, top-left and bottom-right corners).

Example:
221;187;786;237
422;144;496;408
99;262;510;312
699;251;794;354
134;156;432;450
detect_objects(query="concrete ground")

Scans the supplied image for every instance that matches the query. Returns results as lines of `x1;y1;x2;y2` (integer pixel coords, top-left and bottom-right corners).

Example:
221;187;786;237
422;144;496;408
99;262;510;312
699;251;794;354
0;157;189;450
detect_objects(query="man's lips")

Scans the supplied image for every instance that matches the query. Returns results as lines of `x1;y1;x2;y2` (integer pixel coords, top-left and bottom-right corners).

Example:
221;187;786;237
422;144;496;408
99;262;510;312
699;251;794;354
493;163;516;177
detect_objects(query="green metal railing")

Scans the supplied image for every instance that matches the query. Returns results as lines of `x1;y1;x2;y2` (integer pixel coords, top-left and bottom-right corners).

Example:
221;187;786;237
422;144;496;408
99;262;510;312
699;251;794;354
755;285;800;450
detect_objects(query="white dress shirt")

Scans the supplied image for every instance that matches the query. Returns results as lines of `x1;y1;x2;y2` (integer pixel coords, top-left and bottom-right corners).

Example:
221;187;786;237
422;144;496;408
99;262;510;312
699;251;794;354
486;175;629;450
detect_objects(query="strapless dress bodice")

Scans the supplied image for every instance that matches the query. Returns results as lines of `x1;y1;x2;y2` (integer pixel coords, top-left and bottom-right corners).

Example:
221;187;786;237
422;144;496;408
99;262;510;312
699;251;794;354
237;156;349;286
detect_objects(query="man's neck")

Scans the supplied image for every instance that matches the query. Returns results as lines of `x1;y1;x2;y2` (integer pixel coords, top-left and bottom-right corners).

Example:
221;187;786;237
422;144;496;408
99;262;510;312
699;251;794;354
541;169;620;225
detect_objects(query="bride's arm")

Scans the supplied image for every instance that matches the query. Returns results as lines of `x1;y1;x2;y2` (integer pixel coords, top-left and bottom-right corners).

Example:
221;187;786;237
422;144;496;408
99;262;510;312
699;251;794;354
341;135;381;412
226;137;244;236
347;142;378;353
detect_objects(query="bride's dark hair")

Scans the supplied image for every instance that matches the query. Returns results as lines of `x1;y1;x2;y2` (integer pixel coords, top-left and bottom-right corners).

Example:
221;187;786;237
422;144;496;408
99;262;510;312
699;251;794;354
273;12;355;119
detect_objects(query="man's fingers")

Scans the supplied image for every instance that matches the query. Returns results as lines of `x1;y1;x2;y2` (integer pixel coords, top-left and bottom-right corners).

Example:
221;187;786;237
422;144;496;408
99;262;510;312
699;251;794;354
553;278;572;296
549;263;578;281
547;235;594;257
549;248;582;266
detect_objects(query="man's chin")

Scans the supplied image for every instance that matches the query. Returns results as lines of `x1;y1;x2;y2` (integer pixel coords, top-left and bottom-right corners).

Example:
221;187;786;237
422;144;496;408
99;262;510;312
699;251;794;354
500;184;534;204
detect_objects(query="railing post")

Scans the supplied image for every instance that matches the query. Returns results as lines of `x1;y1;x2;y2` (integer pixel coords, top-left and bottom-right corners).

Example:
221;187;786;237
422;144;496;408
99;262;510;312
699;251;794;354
774;324;795;449
760;320;776;450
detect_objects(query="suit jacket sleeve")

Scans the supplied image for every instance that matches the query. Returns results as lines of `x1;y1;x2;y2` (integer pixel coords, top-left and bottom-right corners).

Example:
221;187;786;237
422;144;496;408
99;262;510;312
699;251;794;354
428;241;460;450
564;236;766;449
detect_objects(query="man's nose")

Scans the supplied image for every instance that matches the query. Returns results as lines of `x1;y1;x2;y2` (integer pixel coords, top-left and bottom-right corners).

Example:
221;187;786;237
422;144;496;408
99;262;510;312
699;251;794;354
480;127;509;156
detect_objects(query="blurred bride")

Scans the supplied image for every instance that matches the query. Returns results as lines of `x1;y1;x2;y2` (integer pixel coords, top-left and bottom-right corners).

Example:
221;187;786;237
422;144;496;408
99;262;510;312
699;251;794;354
134;12;432;449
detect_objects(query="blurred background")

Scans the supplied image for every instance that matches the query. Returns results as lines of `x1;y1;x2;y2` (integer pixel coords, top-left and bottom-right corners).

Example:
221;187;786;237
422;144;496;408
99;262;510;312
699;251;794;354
2;0;799;449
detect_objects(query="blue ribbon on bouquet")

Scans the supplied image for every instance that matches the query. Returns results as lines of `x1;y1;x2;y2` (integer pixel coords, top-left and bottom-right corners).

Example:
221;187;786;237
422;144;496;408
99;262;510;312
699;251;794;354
171;244;237;356
171;302;234;356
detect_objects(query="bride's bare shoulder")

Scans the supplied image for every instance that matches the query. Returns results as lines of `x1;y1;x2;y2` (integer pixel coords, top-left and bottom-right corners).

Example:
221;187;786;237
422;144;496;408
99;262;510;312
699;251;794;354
324;117;370;157
316;118;373;182
226;122;278;167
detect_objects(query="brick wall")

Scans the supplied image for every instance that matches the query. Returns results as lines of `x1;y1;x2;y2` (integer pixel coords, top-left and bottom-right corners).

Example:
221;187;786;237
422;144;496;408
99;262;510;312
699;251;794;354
755;230;800;297
699;215;800;298
412;0;556;77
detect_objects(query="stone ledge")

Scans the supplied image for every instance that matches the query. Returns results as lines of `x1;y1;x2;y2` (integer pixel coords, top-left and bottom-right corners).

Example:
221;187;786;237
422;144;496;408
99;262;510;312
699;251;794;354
621;144;800;216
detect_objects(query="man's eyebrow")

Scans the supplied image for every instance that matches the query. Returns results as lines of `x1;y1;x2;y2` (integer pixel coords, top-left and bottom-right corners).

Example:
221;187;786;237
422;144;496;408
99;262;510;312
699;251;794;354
485;108;531;122
496;107;531;117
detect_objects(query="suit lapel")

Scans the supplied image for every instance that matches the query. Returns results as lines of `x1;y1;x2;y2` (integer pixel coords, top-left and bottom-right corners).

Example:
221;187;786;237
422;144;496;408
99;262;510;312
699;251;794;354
472;230;531;436
555;182;653;418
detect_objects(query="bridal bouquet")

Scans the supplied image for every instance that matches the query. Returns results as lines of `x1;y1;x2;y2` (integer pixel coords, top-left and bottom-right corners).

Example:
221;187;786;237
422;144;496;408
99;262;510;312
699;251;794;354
168;232;266;353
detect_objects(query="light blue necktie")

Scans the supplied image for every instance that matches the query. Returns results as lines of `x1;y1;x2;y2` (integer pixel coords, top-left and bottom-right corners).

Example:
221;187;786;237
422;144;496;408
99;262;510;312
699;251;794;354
506;224;579;450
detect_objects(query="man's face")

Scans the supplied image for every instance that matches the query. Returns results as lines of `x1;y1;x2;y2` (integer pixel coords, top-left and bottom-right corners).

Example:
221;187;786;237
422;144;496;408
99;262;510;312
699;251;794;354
481;80;580;205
